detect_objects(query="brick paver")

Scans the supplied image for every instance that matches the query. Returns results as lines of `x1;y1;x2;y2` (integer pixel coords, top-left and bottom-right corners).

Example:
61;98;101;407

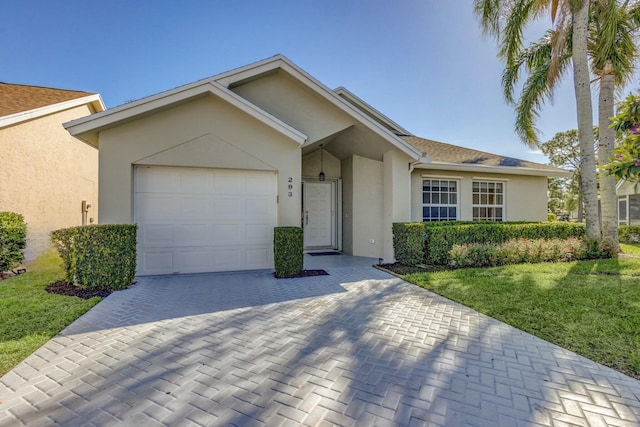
1;255;639;426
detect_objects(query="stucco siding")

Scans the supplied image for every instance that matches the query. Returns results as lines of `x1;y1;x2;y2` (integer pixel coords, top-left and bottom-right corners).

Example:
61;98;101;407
0;105;98;260
348;155;384;258
98;94;302;227
411;169;549;222
302;149;341;180
231;70;354;145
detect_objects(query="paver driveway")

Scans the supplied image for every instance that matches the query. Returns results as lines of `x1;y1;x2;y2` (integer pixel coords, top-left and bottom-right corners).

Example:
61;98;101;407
1;255;640;426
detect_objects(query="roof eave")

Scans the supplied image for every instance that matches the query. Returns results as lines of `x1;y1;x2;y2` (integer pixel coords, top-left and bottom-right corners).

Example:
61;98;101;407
414;161;571;177
215;56;423;160
0;93;105;130
64;81;308;149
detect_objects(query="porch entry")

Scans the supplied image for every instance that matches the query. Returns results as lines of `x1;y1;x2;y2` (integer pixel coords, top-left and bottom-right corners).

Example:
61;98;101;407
303;181;339;251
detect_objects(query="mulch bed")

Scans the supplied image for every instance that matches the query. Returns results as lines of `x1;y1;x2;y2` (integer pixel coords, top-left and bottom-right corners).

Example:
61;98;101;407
46;280;113;299
274;269;329;279
378;262;450;275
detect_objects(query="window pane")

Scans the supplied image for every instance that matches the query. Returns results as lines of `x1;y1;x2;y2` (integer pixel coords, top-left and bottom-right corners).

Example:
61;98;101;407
496;208;503;220
473;194;479;204
432;193;440;204
450;194;457;204
488;194;495;204
480;182;488;191
619;199;627;221
473;182;479;191
496;195;503;205
481;194;488;204
423;193;429;204
473;207;479;218
449;207;457;219
440;207;448;218
496;183;503;193
431;207;439;218
423;206;430;219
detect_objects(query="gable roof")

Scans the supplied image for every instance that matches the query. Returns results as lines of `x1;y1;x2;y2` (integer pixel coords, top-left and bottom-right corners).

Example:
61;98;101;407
64;55;425;159
0;83;95;116
403;135;570;177
0;82;105;129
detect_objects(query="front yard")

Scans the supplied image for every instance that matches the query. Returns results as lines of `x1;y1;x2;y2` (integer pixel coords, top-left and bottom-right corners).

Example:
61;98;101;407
402;243;640;379
0;250;101;377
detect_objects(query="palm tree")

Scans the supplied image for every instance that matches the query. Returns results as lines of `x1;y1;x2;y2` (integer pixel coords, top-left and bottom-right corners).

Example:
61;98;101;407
474;0;601;240
475;0;640;243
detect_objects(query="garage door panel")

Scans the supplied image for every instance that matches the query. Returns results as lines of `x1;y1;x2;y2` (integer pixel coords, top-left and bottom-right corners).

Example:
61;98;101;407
136;167;180;193
214;224;245;244
135;166;276;275
246;247;270;267
175;224;212;245
141;224;174;245
246;224;270;242
213;199;244;218
141;251;175;274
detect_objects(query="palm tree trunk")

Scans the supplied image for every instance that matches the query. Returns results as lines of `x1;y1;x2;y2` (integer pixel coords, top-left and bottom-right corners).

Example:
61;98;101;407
572;0;601;239
598;64;620;251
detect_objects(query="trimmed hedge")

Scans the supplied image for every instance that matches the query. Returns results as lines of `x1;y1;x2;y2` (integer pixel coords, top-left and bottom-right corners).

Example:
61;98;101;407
392;223;425;266
619;225;640;244
425;222;586;264
274;227;303;278
0;212;27;273
51;224;137;291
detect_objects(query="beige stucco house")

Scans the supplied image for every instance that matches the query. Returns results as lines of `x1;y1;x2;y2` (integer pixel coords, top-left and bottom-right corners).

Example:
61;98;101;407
64;55;569;275
616;180;640;225
0;83;105;260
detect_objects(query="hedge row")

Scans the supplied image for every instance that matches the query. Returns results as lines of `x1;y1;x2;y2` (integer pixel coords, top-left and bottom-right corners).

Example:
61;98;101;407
0;212;27;273
449;238;613;269
51;224;137;291
393;221;587;265
274;227;303;278
619;225;640;244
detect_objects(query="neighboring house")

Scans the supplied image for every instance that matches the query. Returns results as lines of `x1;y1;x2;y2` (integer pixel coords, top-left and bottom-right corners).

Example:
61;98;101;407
0;83;105;260
616;180;640;225
64;55;569;275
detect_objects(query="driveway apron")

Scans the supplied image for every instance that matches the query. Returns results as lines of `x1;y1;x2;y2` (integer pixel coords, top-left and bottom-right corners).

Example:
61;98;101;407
1;255;640;426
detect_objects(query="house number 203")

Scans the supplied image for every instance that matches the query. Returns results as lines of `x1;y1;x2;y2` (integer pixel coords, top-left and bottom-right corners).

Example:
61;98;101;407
287;177;293;197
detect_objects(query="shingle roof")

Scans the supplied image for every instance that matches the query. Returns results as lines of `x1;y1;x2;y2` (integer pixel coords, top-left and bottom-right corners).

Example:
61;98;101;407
401;135;564;172
0;82;94;117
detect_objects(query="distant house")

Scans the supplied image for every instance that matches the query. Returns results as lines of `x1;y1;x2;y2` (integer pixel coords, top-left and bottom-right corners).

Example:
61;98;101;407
0;83;105;260
616;180;640;225
64;55;568;275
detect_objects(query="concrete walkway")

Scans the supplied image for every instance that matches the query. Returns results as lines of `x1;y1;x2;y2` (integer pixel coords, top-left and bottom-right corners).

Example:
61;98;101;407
1;255;640;426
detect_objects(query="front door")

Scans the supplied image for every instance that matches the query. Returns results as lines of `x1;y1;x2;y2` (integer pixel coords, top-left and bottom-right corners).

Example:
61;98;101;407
303;181;337;249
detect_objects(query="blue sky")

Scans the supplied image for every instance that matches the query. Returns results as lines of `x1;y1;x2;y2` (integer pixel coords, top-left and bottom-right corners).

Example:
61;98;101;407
4;0;633;163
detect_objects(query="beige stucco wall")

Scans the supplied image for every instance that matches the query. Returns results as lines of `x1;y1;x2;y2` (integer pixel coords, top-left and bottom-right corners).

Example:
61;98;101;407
341;155;384;258
0;105;98;260
302;149;341;180
97;94;302;227
410;169;549;222
231;70;354;144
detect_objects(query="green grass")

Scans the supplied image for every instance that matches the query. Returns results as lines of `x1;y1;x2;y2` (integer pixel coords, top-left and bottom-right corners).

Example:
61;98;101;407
403;243;640;379
0;250;101;377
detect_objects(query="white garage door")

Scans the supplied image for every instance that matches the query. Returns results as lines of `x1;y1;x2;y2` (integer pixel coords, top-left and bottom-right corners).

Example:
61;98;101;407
134;166;277;275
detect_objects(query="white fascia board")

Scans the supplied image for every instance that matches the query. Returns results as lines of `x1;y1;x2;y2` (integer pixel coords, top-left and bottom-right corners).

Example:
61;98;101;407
414;161;571;177
215;55;423;160
64;81;307;147
333;87;411;135
0;94;105;129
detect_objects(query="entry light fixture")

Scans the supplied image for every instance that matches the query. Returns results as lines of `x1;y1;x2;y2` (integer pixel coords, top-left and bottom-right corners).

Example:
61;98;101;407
319;144;326;181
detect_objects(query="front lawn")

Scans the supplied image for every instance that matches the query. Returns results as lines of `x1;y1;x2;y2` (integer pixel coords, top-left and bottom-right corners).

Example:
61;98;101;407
0;250;102;377
402;243;640;379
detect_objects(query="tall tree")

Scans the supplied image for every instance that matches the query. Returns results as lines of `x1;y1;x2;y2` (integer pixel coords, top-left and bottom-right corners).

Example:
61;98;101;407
476;0;640;244
474;0;601;239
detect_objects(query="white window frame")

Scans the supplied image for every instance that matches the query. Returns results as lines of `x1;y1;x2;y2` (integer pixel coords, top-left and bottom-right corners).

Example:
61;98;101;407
619;196;628;225
472;180;505;221
421;178;459;222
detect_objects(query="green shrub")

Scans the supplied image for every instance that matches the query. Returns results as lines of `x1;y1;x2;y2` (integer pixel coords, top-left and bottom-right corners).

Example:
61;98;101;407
0;212;27;273
547;213;557;222
274;227;303;278
425;221;586;264
51;224;137;291
619;225;640;244
392;223;425;265
449;237;612;269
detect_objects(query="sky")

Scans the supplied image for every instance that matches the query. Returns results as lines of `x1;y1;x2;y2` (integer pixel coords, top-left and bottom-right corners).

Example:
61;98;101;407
4;0;638;163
